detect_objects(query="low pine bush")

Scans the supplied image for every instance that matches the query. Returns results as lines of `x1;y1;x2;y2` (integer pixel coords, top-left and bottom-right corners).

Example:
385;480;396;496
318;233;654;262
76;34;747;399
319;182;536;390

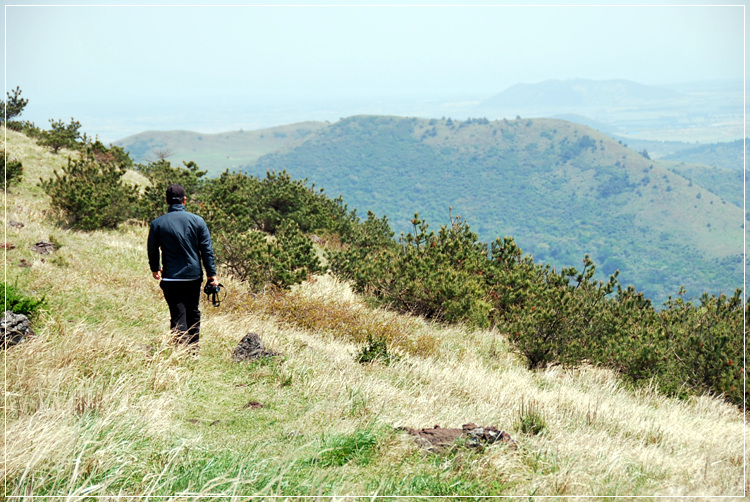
2;151;23;187
216;220;324;292
202;169;353;237
39;149;137;230
332;212;493;327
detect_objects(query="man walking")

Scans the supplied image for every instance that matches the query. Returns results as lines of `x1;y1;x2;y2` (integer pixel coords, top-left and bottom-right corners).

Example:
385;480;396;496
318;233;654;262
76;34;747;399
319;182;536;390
148;184;218;351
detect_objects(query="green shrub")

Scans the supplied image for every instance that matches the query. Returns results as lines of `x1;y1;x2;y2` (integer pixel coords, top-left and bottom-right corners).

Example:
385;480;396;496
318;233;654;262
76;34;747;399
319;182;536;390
39;150;137;230
331;212;492;327
504;255;619;369
327;210;396;289
3;283;46;320
203;169;353;237
216;219;324;292
356;334;399;365
657;289;745;406
2;151;23;187
38;118;82;154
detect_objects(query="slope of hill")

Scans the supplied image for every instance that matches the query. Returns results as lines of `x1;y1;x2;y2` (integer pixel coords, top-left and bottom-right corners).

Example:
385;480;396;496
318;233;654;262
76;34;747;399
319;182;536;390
665;161;744;209
3;127;746;498
249;115;743;305
114;121;328;171
663;138;747;171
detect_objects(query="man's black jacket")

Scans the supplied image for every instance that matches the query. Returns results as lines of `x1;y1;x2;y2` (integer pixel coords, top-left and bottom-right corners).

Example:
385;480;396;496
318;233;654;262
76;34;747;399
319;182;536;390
148;204;217;280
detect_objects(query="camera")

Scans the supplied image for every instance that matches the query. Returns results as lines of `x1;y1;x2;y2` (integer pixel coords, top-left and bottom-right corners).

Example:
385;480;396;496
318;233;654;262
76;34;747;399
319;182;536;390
204;281;222;296
204;280;225;307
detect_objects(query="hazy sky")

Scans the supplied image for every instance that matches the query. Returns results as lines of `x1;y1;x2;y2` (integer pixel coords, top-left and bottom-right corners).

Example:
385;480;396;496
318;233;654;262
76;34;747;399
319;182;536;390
3;0;746;139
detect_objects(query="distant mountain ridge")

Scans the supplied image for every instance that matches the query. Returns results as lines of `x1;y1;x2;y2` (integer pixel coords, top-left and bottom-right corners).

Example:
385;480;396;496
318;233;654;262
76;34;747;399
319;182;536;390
480;79;681;110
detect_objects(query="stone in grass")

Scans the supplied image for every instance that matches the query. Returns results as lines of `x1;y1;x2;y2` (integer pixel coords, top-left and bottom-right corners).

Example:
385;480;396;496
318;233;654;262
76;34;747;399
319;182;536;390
30;241;56;254
2;310;35;349
232;332;282;363
399;423;517;453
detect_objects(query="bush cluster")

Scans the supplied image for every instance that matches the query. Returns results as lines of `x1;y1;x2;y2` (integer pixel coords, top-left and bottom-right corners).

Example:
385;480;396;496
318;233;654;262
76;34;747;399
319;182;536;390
39;146;138;231
329;212;746;407
202;169;353;237
134;158;207;222
216;219;324;291
3;151;23;187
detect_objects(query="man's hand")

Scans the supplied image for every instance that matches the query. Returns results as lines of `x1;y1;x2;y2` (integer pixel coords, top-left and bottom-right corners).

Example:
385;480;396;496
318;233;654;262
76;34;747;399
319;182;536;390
152;270;161;280
207;276;218;286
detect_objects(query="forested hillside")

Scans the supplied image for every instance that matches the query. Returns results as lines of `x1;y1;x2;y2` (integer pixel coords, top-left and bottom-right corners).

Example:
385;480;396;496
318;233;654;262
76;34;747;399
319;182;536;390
248;115;742;305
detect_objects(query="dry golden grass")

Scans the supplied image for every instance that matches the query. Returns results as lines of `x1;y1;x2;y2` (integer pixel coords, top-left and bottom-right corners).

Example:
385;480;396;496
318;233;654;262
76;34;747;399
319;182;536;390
3;127;747;498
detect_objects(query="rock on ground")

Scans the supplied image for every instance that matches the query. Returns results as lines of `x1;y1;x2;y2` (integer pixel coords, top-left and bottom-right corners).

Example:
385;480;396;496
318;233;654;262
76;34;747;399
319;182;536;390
232;332;282;362
400;423;517;453
2;311;35;348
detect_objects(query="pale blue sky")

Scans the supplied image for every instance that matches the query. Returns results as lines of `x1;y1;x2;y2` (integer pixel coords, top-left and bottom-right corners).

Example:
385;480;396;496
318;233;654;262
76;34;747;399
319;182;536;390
3;1;746;140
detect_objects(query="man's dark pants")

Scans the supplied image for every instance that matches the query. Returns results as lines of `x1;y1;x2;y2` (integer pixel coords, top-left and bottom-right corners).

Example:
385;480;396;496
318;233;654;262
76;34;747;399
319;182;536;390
160;279;202;345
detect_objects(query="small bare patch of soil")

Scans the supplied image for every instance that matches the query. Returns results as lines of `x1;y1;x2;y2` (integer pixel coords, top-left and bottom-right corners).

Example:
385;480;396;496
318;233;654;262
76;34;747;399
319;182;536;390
243;401;266;409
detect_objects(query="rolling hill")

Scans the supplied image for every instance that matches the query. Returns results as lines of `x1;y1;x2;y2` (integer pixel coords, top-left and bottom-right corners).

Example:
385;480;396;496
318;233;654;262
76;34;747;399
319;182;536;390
115;121;328;171
115;115;744;305
248;116;743;305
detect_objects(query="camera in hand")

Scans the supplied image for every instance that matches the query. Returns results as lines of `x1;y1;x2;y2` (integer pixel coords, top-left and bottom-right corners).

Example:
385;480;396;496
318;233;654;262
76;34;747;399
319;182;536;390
204;280;225;307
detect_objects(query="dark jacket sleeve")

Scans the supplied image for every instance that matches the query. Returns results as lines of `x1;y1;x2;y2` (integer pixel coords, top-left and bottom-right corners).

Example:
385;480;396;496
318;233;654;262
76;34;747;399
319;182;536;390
147;222;161;273
199;220;217;277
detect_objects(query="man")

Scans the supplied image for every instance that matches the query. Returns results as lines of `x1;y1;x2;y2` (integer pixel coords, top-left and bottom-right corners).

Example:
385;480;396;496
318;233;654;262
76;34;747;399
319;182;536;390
148;183;218;351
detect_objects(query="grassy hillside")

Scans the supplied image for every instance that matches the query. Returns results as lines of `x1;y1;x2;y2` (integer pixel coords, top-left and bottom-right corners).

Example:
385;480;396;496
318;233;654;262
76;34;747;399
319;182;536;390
249;115;743;305
666;161;744;209
4;128;747;498
114;121;328;172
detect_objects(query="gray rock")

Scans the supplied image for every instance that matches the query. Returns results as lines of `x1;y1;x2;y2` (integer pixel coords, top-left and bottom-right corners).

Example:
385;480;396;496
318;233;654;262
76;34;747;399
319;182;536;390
30;241;56;254
2;311;35;348
232;332;282;362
